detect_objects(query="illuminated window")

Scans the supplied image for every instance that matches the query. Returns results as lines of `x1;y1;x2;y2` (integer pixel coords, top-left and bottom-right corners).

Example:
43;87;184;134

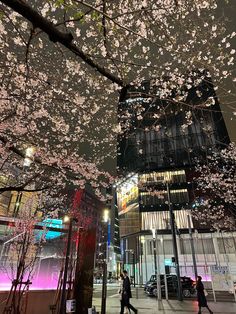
142;210;191;230
140;189;189;206
139;170;186;185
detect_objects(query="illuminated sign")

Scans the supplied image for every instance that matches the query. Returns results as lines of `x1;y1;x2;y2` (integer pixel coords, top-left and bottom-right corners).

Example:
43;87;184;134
164;259;172;266
36;218;63;240
117;174;139;216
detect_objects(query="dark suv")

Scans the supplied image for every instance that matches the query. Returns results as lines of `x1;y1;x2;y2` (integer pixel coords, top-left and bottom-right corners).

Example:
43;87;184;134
145;275;195;298
144;274;157;291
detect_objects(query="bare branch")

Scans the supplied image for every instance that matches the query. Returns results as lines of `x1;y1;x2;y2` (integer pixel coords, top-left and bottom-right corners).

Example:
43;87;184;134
0;185;50;193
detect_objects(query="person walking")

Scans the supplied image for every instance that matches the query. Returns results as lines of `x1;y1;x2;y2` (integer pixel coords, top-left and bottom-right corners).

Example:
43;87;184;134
196;276;213;314
118;274;130;314
120;270;138;314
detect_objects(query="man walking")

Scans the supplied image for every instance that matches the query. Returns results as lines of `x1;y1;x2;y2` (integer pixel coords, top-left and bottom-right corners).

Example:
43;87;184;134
120;270;138;314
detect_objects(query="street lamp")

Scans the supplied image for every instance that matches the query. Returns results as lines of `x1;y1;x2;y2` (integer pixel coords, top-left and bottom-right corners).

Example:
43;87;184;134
187;213;198;282
101;209;110;314
103;209;109;223
141;236;148;284
63;215;70;223
59;215;80;314
166;182;183;301
73;225;84;313
151;229;161;301
59;215;74;314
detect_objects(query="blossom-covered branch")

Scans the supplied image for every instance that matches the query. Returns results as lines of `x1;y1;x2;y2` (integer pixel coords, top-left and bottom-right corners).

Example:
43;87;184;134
0;0;125;86
193;143;236;229
0;0;235;206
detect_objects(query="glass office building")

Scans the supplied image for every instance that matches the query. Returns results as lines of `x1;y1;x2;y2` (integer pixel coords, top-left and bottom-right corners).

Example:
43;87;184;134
116;76;235;285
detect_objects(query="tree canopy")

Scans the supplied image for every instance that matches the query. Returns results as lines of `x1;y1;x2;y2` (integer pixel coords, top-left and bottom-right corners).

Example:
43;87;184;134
0;0;235;203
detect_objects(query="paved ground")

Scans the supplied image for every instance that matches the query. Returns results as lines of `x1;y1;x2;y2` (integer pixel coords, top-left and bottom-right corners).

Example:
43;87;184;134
92;297;236;314
92;285;236;314
93;284;235;302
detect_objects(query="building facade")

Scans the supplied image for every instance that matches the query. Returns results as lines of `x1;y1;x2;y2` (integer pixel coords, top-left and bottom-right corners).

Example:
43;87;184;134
116;76;236;287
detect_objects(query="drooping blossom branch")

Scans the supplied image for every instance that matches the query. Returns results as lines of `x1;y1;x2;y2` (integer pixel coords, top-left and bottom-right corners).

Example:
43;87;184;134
193;143;236;229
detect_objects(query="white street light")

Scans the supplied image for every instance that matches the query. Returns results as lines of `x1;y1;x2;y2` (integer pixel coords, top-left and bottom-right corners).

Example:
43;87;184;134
103;209;109;223
63;215;70;223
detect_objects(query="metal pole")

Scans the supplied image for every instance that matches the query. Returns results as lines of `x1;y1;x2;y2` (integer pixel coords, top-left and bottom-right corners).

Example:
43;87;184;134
101;261;107;314
153;238;157;281
133;251;135;287
60;218;73;314
210;267;216;302
73;227;83;314
153;232;161;300
144;240;148;283
101;219;109;314
166;182;183;301
140;236;143;285
187;214;198;282
156;234;162;301
161;235;168;300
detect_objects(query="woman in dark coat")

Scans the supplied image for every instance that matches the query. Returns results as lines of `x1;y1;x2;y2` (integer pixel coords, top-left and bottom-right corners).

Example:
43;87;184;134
196;276;213;314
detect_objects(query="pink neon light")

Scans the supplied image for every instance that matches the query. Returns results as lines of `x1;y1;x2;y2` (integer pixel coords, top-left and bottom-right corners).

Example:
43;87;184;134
0;272;58;291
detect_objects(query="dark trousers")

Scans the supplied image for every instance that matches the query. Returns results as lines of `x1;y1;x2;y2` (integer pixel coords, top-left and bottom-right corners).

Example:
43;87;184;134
120;300;130;314
198;306;213;314
120;299;136;314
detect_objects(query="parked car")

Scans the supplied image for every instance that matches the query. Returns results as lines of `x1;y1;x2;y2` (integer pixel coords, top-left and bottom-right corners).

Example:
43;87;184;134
145;275;195;298
144;274;156;291
180;276;196;297
93;277;103;284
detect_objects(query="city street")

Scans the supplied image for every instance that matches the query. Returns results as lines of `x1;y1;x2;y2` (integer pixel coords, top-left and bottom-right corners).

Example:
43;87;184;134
93;285;236;314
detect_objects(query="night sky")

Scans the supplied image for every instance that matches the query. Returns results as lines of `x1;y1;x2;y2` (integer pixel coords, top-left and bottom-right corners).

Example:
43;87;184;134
216;0;236;142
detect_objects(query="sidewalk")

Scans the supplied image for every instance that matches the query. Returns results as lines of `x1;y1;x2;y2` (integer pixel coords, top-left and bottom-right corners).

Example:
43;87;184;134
92;297;236;314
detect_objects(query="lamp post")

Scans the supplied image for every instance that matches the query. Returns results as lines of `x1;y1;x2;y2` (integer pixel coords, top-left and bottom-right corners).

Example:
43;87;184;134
132;250;135;287
142;237;148;284
187;213;198;282
152;229;161;300
166;182;183;301
101;209;110;314
140;236;146;285
60;215;73;314
73;226;84;314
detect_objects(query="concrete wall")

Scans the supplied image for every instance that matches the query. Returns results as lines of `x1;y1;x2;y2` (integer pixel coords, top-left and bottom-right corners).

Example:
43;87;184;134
0;290;55;314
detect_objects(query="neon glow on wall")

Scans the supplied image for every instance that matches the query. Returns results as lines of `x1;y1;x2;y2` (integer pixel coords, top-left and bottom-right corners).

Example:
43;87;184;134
35;218;63;240
0;272;59;290
1;219;64;291
0;257;61;291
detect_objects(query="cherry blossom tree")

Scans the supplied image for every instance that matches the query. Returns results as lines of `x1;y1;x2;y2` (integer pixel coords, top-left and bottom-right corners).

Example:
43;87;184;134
2;199;46;313
0;0;235;204
193;143;236;229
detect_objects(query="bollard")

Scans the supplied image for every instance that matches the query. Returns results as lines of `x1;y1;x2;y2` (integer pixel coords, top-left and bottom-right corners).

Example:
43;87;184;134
136;287;139;299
